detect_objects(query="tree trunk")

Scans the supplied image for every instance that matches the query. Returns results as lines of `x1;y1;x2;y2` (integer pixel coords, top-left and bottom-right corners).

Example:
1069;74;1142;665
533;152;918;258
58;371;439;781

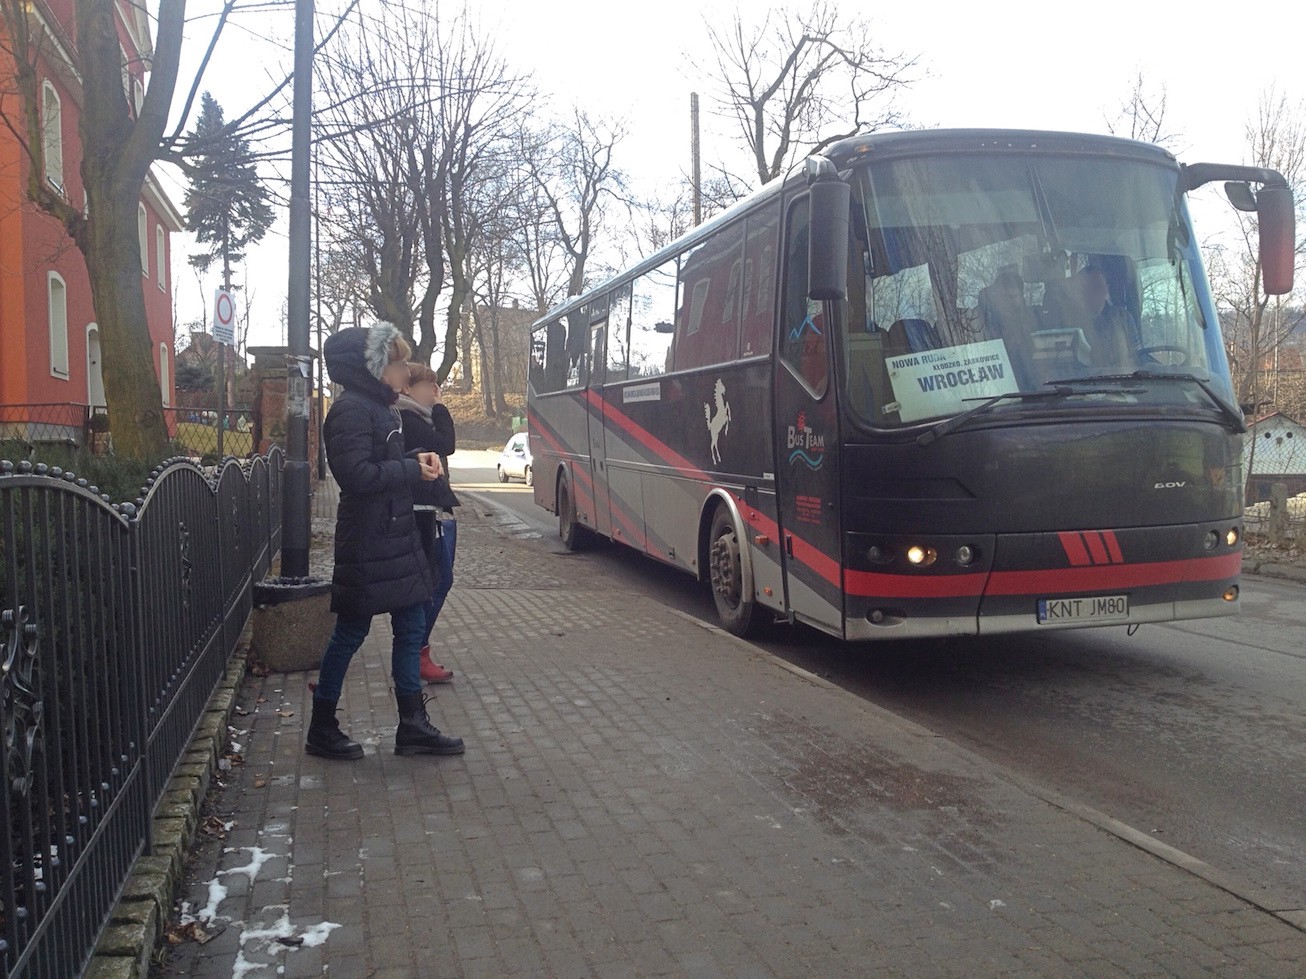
85;195;169;458
436;238;469;384
490;310;510;414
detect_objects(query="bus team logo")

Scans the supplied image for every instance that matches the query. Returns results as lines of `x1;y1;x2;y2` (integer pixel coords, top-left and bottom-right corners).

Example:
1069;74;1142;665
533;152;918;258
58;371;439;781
787;411;825;470
704;378;731;465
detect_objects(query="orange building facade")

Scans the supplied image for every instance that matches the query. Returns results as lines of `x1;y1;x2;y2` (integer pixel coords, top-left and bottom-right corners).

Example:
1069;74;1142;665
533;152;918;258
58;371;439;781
0;0;183;431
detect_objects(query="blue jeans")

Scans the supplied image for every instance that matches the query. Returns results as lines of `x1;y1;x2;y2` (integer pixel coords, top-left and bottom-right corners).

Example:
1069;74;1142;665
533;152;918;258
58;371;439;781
315;601;428;701
423;517;457;645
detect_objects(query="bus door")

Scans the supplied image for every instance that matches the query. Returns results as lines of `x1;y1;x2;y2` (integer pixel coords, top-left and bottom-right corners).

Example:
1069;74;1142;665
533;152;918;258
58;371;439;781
772;193;845;636
586;311;614;540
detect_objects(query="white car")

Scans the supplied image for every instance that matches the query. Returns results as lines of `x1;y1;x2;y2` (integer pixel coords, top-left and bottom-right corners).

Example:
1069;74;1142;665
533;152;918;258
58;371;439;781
497;433;533;486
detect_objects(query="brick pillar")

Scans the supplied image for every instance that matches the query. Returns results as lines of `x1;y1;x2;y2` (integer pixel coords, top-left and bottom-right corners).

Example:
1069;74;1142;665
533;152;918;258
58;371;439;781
248;346;318;460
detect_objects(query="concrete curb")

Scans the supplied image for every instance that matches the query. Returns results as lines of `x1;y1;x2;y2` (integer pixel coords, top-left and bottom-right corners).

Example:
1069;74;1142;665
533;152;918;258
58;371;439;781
1243;562;1306;585
84;645;250;978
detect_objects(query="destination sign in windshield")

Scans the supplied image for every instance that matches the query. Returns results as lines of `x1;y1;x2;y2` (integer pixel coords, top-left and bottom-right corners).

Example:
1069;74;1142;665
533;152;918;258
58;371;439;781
887;340;1019;423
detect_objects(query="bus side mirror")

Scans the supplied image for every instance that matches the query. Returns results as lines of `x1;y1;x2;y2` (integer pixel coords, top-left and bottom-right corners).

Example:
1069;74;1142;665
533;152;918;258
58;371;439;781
808;179;851;302
1258;186;1295;296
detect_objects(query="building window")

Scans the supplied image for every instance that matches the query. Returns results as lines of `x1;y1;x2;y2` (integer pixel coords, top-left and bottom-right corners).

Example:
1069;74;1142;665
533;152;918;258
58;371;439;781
156;225;166;290
134;80;145;117
41;81;63;191
138;204;148;276
159;342;170;406
48;272;69;378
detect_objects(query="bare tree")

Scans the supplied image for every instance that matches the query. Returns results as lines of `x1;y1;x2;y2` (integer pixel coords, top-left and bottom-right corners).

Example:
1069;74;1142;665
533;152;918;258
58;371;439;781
523;110;629;297
1105;71;1180;148
510;130;572;314
429;15;530;384
314;1;439;356
1209;88;1306;416
703;2;916;189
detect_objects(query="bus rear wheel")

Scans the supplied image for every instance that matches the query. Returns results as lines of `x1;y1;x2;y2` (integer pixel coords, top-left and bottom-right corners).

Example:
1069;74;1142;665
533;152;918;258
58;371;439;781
708;506;759;637
558;475;591;551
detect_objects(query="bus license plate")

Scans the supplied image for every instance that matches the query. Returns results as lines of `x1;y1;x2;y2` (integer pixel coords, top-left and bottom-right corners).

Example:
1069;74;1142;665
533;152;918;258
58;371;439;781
1037;594;1129;624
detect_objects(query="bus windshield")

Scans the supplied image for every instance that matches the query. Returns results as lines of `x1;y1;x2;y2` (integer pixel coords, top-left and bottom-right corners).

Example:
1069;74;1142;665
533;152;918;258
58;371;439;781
842;154;1234;429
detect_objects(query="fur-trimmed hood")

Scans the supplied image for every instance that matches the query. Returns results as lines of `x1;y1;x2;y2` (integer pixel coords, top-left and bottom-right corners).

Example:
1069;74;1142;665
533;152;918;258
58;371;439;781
324;322;403;404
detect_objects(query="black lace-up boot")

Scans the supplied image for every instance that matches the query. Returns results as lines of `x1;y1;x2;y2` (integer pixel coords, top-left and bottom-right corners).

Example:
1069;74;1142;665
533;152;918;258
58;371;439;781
395;692;465;756
305;698;364;760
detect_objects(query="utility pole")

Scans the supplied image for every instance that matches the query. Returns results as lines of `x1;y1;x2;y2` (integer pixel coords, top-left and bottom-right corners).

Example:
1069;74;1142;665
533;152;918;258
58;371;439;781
690;92;702;227
281;0;314;578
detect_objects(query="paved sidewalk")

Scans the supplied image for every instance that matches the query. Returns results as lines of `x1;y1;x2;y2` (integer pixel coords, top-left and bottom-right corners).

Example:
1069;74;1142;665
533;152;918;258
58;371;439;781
157;503;1306;978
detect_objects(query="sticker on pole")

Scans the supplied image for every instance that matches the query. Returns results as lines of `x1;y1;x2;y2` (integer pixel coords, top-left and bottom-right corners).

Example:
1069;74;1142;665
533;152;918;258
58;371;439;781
886;339;1018;423
212;289;236;346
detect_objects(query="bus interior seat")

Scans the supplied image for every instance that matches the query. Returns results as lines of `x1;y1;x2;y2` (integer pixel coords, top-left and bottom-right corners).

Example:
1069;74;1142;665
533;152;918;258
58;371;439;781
888;318;942;354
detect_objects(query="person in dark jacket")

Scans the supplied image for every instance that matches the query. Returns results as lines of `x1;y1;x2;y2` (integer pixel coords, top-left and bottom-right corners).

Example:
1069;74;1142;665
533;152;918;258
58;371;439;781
306;322;464;761
397;363;462;684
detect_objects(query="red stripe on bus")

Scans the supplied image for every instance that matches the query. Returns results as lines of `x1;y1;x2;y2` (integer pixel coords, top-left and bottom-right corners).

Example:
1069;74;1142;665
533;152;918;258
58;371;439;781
1058;531;1091;566
1102;530;1124;564
587;390;706;479
985;552;1240;595
845;569;989;598
1083;531;1110;565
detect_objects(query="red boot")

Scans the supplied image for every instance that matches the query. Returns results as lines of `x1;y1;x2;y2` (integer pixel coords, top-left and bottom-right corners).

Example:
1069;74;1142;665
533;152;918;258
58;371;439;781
419;646;454;684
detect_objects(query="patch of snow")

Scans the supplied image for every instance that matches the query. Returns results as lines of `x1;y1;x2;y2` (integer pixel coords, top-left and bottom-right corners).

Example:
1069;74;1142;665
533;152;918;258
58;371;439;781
198;879;228;924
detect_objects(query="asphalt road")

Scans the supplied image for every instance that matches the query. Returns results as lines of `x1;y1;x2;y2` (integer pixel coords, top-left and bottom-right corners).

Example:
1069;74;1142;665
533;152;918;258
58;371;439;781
449;449;1306;912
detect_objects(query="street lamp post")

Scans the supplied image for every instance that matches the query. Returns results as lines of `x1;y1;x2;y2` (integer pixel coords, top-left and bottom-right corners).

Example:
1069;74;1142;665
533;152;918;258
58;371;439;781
281;0;315;578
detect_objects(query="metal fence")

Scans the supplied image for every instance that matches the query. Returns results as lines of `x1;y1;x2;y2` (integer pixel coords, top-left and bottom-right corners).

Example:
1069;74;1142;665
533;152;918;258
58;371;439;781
0;405;256;463
1244;487;1306;543
0;445;284;978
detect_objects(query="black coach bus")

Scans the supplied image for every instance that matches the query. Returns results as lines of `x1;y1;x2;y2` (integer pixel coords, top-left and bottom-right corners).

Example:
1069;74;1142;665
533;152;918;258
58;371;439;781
527;129;1295;640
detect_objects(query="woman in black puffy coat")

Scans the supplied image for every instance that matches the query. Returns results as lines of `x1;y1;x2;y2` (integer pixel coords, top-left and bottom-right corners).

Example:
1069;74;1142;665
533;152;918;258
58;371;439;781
306;322;464;761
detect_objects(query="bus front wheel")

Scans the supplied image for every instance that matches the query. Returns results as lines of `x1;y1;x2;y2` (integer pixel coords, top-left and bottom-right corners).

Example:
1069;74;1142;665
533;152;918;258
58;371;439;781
708;506;759;637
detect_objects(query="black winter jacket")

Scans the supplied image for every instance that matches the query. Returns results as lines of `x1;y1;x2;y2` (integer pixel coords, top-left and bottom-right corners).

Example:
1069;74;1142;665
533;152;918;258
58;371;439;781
323;323;433;618
397;397;461;512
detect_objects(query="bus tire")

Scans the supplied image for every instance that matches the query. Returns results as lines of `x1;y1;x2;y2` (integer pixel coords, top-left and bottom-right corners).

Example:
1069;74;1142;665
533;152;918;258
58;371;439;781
707;505;759;638
558;473;591;551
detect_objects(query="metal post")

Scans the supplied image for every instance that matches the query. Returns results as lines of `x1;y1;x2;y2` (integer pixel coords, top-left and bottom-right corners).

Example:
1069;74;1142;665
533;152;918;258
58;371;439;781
281;0;314;578
690;92;702;227
314;135;327;480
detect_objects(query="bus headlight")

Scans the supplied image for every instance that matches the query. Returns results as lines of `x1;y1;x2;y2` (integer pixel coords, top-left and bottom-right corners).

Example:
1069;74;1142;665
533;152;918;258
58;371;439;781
906;545;937;567
1203;530;1219;551
1226;527;1239;547
955;545;976;567
866;544;893;564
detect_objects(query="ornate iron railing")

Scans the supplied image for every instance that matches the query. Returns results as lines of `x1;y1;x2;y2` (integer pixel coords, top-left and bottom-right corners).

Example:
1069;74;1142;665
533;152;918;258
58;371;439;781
0;445;284;977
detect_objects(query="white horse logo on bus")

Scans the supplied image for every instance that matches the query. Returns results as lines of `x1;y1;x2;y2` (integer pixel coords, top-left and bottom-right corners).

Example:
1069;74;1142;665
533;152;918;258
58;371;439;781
704;378;731;465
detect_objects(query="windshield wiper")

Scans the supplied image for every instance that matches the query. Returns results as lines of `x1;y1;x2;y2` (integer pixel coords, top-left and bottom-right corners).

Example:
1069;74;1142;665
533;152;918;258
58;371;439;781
916;386;1118;446
1052;371;1246;433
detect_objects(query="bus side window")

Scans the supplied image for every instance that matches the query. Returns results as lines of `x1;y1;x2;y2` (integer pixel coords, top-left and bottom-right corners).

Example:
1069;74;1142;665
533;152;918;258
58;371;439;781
630;257;678;378
676;219;745;371
607;284;632;382
564;308;589;389
780;196;828;398
740;201;781;358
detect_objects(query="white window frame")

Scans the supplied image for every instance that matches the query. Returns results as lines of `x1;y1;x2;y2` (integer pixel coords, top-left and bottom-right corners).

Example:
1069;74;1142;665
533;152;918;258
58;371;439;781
159;342;170;406
41;80;63;192
156;225;166;291
138;203;148;277
48;271;69;379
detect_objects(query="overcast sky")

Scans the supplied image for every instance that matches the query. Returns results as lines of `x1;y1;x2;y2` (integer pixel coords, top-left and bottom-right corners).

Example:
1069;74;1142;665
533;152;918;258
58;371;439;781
166;0;1305;352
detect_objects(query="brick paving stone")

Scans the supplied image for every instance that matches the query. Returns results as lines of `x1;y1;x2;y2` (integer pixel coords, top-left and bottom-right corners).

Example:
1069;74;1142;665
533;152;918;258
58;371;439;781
153;496;1306;978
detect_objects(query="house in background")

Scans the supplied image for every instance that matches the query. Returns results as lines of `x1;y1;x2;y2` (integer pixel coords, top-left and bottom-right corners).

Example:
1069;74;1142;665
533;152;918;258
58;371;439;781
0;0;183;442
1243;411;1306;502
